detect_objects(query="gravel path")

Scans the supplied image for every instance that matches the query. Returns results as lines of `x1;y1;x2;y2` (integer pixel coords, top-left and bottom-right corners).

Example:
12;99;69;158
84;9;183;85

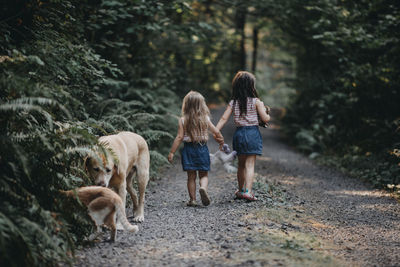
74;108;400;267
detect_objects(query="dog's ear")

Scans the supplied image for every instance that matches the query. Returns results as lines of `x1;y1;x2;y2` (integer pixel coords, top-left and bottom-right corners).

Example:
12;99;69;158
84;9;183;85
84;156;91;171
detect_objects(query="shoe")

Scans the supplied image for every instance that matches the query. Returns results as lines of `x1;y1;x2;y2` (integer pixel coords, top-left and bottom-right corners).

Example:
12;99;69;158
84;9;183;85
199;187;211;206
242;191;257;201
234;190;244;199
186;200;197;207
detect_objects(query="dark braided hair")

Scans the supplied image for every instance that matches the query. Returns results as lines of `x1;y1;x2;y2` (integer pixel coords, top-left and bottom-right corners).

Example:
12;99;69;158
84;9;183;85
231;71;258;116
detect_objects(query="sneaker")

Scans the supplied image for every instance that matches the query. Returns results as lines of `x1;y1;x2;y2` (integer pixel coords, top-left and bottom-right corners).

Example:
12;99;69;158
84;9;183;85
186;200;197;207
199;187;211;206
242;191;257;201
234;190;244;199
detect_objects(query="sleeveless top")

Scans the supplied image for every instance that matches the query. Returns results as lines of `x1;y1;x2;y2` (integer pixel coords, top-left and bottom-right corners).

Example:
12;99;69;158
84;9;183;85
229;98;258;127
181;116;210;142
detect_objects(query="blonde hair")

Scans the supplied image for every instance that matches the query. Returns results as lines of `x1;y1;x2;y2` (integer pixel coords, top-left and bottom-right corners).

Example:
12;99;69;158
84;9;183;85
181;91;210;142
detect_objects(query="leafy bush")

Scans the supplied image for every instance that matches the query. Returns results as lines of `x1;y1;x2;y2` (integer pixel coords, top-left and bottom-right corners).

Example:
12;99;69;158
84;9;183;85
266;0;400;186
0;0;187;265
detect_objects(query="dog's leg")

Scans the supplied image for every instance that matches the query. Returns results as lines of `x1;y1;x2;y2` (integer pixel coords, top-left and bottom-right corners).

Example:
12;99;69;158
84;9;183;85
109;217;117;242
115;177;127;230
134;154;149;222
135;176;148;222
88;225;102;241
126;168;139;213
104;208;117;242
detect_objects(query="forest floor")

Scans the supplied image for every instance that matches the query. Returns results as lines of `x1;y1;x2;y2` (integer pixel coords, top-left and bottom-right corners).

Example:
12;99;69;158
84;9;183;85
73;108;400;267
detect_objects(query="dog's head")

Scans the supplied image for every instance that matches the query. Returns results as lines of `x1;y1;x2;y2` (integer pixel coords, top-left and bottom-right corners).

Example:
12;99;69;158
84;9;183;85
84;151;118;187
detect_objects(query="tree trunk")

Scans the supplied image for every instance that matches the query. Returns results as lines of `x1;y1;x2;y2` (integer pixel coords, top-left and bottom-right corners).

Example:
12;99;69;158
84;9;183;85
251;26;259;73
234;7;246;71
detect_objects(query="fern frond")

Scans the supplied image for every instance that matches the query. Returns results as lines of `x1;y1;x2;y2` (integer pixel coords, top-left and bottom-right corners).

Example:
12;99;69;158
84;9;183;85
140;130;173;144
86;118;116;134
149;150;169;165
65;146;97;158
8;132;36;142
0;103;54;130
99;98;143;116
103;114;134;131
10;97;71;119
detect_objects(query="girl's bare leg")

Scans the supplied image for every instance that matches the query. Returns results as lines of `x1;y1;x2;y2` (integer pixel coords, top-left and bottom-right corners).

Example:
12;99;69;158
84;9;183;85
198;170;211;206
237;155;247;191
187;170;197;201
198;171;208;190
244;155;256;192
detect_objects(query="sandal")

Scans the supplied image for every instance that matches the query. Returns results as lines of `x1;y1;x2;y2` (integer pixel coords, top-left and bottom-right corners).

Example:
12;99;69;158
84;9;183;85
242;191;257;201
199;187;211;206
234;190;244;199
186;200;197;207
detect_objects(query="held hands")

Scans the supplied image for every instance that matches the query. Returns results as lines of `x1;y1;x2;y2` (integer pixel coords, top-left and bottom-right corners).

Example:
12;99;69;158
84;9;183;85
168;152;174;163
213;133;225;151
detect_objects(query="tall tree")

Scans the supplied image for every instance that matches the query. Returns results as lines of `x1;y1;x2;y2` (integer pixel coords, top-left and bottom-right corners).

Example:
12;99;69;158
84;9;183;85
233;3;247;71
251;25;259;72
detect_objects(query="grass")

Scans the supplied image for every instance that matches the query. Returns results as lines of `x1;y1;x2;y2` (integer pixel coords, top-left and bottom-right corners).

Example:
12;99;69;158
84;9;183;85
228;173;349;266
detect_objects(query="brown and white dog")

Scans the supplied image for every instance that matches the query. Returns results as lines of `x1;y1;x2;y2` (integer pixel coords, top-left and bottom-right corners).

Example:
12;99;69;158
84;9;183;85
64;186;139;242
85;131;150;223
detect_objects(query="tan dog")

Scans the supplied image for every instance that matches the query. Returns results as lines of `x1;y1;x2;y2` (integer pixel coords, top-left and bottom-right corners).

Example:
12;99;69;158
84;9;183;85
85;131;150;223
64;186;139;242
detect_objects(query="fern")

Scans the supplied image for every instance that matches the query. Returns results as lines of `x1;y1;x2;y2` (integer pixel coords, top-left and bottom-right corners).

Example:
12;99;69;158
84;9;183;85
149;150;169;178
0;103;54;130
9;97;71;119
99;98;143;117
140;130;174;145
149;150;169;165
0;0;190;265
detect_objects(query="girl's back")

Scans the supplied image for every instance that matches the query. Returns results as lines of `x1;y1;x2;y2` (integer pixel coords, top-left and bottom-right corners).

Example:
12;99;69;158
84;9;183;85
229;97;258;127
181;116;209;143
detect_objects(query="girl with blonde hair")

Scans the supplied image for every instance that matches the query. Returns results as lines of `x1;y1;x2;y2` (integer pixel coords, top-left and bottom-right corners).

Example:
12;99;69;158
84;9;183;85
168;91;224;206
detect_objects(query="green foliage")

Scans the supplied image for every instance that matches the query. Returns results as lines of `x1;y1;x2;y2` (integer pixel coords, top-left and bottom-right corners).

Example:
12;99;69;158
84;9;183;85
317;149;400;187
252;0;400;186
1;0;243;264
0;0;193;265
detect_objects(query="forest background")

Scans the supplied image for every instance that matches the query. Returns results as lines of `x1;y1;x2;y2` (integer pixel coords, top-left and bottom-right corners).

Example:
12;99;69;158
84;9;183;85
1;0;399;265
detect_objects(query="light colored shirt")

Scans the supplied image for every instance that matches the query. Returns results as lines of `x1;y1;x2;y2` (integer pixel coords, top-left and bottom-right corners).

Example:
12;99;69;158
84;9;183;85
229;98;259;126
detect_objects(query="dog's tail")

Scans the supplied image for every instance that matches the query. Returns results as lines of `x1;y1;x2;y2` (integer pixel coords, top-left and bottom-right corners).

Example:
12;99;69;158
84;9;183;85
115;202;139;233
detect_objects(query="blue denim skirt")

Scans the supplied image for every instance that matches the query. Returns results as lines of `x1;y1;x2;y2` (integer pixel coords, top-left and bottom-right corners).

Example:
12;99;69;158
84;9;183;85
233;126;263;155
181;142;210;171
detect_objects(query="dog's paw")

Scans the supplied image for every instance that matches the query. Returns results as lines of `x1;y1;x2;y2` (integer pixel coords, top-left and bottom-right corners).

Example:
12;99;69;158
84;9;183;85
116;222;125;230
130;225;139;233
133;214;144;223
87;232;103;242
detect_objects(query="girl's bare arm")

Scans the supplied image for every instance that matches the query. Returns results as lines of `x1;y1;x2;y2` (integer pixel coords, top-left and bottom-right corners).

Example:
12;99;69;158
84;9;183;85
168;118;184;163
215;105;233;130
208;120;224;147
256;99;270;123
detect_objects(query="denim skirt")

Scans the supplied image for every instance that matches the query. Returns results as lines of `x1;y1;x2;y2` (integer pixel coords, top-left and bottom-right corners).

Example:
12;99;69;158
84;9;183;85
232;126;263;155
181;142;210;171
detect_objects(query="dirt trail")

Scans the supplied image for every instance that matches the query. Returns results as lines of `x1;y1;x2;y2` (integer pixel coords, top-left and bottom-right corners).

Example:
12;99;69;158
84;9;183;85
74;108;400;267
